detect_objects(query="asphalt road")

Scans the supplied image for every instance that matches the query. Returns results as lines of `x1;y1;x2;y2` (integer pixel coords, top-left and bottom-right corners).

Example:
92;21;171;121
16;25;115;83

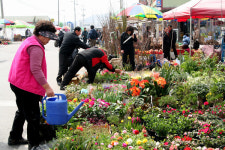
0;40;85;150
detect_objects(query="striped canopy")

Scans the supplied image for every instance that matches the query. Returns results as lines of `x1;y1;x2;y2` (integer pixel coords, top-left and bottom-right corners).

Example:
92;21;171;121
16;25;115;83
117;3;162;19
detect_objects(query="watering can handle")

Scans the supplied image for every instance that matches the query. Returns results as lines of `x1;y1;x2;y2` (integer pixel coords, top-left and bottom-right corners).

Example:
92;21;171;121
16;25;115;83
41;93;67;120
41;96;47;120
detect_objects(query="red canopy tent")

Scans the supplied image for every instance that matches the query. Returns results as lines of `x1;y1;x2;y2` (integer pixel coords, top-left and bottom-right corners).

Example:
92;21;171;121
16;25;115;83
191;0;225;18
163;0;225;20
163;0;200;21
163;0;225;55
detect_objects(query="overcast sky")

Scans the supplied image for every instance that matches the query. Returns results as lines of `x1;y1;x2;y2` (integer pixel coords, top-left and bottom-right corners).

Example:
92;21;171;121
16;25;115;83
2;0;138;24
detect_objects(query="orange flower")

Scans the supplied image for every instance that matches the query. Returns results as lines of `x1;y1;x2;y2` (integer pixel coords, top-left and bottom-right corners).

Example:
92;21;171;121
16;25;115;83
152;72;160;79
117;137;123;141
139;80;149;88
130;79;139;86
69;127;73;130
155;77;166;88
129;86;141;96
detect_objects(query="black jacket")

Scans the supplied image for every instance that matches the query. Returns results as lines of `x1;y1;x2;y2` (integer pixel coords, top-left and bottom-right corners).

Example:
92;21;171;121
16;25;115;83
79;48;115;73
60;32;90;56
82;31;88;39
120;32;137;52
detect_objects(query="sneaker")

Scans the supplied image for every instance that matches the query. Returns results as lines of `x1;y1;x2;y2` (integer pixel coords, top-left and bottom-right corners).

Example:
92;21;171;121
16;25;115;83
31;146;44;150
8;137;28;145
57;81;61;86
56;77;62;86
60;85;65;90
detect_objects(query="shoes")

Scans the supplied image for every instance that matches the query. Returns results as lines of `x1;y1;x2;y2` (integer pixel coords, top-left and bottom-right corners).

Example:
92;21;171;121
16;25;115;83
8;137;28;145
30;146;44;150
56;77;62;86
57;81;61;86
29;144;49;150
60;85;65;90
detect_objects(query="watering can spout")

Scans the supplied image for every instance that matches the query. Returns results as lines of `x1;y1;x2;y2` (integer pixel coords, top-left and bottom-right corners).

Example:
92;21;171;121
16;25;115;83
67;101;84;120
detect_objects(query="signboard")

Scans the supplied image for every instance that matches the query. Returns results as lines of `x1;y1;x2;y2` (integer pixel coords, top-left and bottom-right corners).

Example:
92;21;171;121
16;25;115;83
156;0;161;7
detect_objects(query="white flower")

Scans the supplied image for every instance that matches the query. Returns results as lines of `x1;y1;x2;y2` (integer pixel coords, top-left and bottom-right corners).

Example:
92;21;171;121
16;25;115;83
202;146;207;150
156;142;160;146
127;138;133;144
128;146;134;149
196;146;202;150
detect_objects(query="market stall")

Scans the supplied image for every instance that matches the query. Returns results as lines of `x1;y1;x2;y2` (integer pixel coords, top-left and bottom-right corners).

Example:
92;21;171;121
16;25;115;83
163;0;225;59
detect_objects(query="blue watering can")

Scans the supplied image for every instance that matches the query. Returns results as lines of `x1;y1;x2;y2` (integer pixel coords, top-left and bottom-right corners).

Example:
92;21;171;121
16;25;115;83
41;93;84;125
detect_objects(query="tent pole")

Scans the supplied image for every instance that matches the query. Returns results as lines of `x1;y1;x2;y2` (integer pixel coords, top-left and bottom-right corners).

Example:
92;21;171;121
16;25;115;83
189;16;192;57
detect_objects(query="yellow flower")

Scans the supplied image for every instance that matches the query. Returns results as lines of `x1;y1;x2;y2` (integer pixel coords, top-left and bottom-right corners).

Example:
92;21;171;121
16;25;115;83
66;137;70;140
143;138;148;143
121;120;124;123
128;116;131;120
111;124;114;127
125;141;129;145
73;98;78;102
136;140;142;145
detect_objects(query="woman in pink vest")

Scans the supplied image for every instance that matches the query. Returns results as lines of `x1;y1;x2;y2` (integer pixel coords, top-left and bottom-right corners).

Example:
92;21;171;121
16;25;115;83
8;20;57;150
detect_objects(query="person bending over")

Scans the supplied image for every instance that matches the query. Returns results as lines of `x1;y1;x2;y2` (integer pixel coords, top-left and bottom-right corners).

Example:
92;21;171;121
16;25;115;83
60;47;121;90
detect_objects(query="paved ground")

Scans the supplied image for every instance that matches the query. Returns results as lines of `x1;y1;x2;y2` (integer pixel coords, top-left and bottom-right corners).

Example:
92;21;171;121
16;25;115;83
0;41;85;150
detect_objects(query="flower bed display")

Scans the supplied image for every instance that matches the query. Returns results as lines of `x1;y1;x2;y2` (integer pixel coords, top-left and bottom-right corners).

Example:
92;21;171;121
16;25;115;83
46;53;225;150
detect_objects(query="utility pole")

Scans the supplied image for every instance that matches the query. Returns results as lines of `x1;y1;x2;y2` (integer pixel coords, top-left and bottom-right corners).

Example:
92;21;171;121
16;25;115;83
74;0;76;27
120;0;123;10
58;0;59;26
81;8;85;27
0;0;4;19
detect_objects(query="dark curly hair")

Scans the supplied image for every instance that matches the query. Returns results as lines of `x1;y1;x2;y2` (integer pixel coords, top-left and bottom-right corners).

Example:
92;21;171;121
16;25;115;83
33;20;56;36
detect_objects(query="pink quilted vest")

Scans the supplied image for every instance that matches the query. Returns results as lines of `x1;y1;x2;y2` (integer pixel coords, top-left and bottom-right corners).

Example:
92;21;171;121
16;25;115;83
8;36;47;96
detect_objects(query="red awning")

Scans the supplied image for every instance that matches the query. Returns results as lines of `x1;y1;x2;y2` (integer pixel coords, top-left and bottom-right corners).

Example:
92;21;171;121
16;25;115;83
163;0;225;20
191;0;225;18
163;0;200;20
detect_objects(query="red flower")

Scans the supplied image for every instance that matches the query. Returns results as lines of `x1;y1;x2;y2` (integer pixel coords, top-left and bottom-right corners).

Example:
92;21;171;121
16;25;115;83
184;147;192;150
133;130;139;135
204;101;209;105
164;142;169;145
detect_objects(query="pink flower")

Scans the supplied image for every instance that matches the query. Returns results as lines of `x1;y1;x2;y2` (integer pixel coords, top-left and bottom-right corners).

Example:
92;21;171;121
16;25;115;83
163;110;166;113
82;98;89;103
95;142;98;145
122;130;127;134
122;143;127;147
89;101;95;106
108;144;113;148
164;142;169;145
182;110;186;114
204;101;209;105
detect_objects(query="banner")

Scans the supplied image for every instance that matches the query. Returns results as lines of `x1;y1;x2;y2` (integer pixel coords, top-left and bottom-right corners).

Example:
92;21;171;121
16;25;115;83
156;0;161;7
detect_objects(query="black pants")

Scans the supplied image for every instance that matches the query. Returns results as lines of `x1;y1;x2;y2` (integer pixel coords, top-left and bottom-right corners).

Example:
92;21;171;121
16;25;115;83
83;38;87;44
122;50;135;71
57;52;73;82
9;84;41;146
61;54;86;86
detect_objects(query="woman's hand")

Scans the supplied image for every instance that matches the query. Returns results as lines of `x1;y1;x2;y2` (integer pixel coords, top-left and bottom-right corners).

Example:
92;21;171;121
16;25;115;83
42;83;55;97
121;50;124;54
